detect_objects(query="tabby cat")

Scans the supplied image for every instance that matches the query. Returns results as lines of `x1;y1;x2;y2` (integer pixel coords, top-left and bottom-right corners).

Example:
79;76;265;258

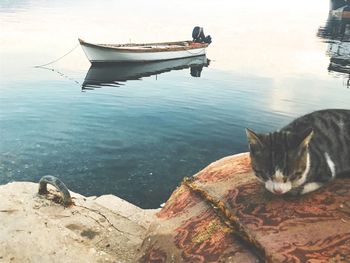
246;109;350;195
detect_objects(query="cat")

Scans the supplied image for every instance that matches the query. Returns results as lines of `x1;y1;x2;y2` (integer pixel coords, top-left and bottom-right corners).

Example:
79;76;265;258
246;109;350;195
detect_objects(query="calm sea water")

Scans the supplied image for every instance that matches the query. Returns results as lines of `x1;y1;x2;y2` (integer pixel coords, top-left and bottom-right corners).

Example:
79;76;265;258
1;0;349;208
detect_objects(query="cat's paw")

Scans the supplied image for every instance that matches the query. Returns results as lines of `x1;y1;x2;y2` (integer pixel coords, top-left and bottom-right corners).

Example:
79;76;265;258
300;182;323;195
287;187;303;196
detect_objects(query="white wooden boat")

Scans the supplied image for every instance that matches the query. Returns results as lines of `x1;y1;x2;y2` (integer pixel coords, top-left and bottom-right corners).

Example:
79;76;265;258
79;38;209;63
82;55;209;89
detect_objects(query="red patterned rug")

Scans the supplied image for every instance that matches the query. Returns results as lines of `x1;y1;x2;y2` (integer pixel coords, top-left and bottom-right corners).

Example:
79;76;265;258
138;153;350;263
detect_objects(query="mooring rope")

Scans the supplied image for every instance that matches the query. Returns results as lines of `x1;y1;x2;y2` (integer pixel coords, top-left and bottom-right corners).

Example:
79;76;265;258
182;177;270;263
35;65;81;86
33;42;81;86
34;43;80;68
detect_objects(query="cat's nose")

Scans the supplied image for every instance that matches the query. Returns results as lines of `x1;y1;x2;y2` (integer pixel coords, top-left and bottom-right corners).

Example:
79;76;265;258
273;189;284;195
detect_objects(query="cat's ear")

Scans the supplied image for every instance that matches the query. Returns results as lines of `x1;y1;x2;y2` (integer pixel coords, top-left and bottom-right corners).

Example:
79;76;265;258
299;128;314;147
246;128;263;146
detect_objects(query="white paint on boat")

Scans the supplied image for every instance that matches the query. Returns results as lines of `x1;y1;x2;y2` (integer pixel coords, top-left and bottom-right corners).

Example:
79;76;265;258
79;39;208;63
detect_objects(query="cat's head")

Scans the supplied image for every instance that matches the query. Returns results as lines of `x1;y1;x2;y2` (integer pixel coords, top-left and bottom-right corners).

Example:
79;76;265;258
245;128;313;195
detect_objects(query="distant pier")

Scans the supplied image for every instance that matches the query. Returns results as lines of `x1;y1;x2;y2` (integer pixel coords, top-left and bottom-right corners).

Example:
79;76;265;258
330;0;347;10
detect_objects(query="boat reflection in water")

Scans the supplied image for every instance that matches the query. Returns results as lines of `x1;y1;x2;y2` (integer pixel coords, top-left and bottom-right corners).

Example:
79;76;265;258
318;2;350;87
82;55;210;90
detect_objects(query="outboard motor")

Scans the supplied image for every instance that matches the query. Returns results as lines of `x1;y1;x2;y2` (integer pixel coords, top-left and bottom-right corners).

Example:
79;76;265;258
192;26;212;44
190;65;203;77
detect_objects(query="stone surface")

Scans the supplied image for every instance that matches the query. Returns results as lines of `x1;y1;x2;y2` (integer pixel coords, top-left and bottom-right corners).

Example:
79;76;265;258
0;182;158;263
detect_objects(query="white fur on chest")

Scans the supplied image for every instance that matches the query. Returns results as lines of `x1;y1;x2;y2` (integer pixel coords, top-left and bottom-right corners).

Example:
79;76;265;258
300;152;335;195
324;152;336;178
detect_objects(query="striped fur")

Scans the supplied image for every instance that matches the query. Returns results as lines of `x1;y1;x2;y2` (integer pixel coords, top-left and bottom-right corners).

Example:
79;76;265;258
246;109;350;195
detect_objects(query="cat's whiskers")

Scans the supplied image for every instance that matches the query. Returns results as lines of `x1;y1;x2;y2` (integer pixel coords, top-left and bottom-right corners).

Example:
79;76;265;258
254;176;264;183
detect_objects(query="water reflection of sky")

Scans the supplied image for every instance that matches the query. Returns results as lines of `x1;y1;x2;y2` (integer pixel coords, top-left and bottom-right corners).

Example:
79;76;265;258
0;0;331;74
1;0;349;208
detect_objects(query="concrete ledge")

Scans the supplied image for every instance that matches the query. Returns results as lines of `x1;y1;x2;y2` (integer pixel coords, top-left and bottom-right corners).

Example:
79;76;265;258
0;182;158;263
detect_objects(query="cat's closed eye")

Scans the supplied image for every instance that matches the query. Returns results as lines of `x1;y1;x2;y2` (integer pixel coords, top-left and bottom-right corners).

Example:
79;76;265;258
290;171;304;181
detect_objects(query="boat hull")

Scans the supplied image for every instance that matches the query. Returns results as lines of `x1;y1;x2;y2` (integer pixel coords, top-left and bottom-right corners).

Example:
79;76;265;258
79;39;207;63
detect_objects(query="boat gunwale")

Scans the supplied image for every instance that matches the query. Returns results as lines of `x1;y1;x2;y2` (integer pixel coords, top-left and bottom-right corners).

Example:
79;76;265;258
89;54;207;63
78;38;209;53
